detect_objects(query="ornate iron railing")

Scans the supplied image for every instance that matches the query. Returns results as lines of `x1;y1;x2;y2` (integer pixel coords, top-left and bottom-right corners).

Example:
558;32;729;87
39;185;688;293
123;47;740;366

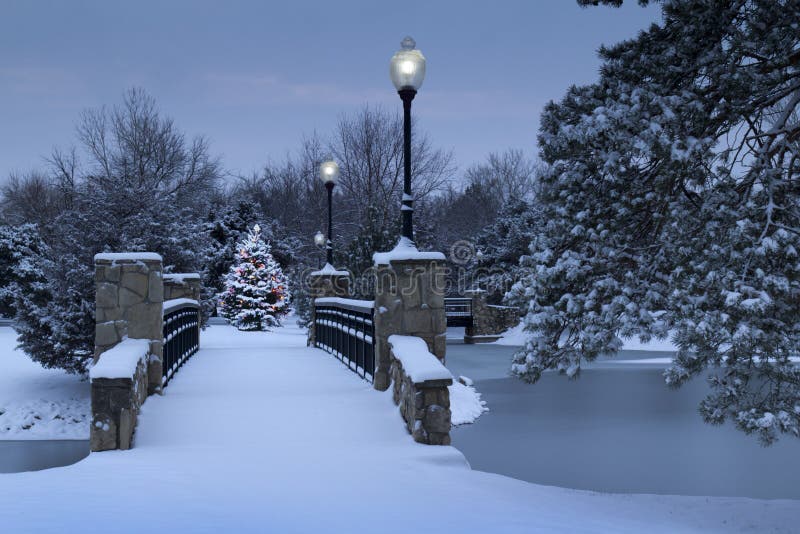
444;297;473;327
162;299;200;386
314;297;375;382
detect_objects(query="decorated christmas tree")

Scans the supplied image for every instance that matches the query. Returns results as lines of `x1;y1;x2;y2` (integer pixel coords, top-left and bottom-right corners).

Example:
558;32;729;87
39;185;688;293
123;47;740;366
218;224;291;330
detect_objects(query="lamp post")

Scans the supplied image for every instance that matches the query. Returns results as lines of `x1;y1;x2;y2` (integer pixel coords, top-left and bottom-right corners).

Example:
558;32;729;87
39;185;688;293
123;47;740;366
389;36;426;245
313;230;326;268
319;160;339;266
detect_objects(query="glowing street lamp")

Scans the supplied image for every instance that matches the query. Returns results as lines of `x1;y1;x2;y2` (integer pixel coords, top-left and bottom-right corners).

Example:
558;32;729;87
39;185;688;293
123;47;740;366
319;160;339;265
389;36;426;244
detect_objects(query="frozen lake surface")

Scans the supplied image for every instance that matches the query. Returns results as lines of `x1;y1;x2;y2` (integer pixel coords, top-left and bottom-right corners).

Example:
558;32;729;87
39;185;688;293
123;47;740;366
446;339;800;500
0;440;88;473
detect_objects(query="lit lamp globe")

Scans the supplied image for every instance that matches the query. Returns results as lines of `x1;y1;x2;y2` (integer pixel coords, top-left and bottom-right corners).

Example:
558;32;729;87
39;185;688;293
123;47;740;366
319;160;339;185
389;36;426;92
314;231;326;247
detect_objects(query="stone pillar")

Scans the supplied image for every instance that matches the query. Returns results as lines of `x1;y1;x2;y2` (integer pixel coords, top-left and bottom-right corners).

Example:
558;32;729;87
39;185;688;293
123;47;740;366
94;253;164;395
307;268;351;346
163;273;201;301
464;289;520;343
373;259;446;391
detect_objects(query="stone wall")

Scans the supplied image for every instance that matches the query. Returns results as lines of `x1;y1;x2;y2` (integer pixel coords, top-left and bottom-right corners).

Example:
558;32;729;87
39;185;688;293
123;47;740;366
94;253;164;395
89;339;149;451
464;289;520;343
389;347;452;445
373;259;447;390
163;273;201;301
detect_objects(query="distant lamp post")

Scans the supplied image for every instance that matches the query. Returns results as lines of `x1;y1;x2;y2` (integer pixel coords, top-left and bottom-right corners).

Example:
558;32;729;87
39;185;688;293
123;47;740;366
313;230;326;268
319;160;339;266
389;36;426;244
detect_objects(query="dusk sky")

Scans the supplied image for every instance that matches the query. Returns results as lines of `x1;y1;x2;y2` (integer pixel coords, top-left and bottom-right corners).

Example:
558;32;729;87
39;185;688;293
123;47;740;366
0;0;660;184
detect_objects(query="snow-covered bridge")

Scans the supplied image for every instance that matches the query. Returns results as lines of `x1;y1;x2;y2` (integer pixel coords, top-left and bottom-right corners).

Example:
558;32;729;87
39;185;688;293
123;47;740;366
1;321;797;533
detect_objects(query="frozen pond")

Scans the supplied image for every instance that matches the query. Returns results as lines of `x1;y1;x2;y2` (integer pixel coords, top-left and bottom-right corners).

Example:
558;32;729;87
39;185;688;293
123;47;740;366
0;440;88;473
446;338;800;500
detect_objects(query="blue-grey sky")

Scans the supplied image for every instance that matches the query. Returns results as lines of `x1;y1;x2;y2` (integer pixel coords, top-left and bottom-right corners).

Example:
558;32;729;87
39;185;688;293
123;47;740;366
0;0;660;184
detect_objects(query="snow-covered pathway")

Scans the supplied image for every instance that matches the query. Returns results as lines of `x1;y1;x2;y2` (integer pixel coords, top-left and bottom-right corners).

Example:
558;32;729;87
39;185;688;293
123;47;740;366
1;322;798;533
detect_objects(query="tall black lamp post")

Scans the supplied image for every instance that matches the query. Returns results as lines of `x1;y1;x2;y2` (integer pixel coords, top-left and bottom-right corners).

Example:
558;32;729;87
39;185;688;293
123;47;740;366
319;160;339;266
389;36;426;245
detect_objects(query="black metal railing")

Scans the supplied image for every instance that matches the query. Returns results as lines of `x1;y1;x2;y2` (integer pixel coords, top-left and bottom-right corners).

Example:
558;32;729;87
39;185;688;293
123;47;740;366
444;297;473;327
314;298;375;381
162;301;200;386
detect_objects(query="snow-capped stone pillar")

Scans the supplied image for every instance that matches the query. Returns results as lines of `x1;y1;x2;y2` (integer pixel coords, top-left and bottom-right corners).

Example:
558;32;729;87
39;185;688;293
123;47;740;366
372;239;446;391
94;253;164;395
163;273;201;301
307;263;351;346
463;289;520;343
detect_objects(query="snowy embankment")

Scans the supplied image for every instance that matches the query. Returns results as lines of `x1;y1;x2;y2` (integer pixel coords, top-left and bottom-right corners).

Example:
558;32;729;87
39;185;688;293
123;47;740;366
0;318;796;533
449;377;488;426
0;328;89;439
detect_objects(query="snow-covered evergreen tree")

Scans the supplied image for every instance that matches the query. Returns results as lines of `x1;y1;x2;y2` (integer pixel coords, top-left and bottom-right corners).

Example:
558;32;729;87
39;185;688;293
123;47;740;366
218;224;291;330
7;89;221;374
511;0;800;444
471;199;541;303
0;224;48;319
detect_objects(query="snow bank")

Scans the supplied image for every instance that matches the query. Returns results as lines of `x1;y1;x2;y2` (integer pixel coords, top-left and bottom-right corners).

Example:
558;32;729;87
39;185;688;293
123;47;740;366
373;237;446;265
0;328;89;439
449;379;488;426
94;252;162;262
494;322;527;346
163;298;200;314
89;338;151;380
309;263;349;277
388;335;452;383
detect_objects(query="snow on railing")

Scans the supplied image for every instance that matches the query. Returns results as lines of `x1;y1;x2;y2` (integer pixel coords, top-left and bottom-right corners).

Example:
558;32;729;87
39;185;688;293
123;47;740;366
314;297;376;381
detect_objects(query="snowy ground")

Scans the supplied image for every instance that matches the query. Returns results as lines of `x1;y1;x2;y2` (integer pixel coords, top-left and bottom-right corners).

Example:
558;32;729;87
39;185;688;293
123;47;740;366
0;320;797;533
0;328;89;439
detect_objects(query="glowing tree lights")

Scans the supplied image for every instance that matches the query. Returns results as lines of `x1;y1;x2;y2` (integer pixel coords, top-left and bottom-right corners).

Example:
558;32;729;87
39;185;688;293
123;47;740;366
218;224;291;331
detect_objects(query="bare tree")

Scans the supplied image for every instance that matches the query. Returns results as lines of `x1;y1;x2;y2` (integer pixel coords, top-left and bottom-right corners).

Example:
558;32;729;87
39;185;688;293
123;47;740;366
330;105;455;234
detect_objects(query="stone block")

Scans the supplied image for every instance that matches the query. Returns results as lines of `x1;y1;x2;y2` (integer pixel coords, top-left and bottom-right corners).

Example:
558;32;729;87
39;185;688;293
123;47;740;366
90;417;117;452
148;272;163;302
106;265;121;283
96;283;118;309
118;408;133;450
125;302;162;338
95;322;121;347
402;309;433;334
147;359;163;395
119;287;144;308
121;272;148;298
433;334;447;362
423;404;451;434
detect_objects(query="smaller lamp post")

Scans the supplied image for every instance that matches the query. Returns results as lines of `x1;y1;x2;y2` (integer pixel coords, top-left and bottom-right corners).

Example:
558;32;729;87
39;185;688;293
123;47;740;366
313;231;326;268
319;160;340;266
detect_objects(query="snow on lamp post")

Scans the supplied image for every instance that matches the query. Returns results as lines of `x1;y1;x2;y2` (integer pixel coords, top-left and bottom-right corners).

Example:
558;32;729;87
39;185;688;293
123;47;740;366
319;160;339;266
389;36;426;245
